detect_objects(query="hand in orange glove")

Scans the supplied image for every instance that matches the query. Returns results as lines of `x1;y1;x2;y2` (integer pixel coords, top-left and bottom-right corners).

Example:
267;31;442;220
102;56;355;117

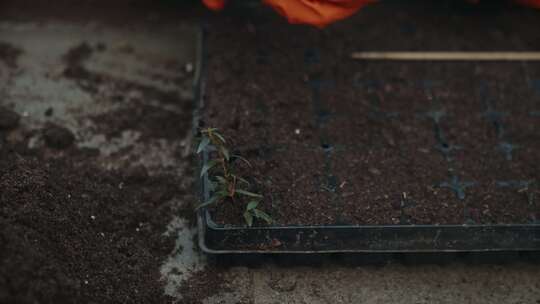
203;0;226;11
262;0;376;28
202;0;375;28
203;0;540;28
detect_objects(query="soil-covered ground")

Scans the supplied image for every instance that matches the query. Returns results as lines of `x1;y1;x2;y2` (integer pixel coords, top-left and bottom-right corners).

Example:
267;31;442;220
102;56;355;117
0;1;214;302
204;0;540;226
0;138;181;303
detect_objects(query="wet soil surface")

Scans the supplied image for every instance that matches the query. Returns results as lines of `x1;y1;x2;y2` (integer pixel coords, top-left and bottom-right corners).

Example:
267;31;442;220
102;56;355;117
204;0;540;226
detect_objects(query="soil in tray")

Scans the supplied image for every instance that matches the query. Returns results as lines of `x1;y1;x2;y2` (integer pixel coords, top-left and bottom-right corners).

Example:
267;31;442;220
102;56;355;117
203;1;540;226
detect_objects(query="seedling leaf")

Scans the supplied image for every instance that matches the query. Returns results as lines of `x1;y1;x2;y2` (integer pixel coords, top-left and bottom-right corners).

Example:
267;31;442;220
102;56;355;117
196;195;219;210
220;146;230;161
200;160;218;178
253;209;273;224
213;132;226;143
215;176;228;185
246;200;259;211
236;189;263;198
201;127;218;134
231;174;250;185
197;137;210;154
232;155;252;167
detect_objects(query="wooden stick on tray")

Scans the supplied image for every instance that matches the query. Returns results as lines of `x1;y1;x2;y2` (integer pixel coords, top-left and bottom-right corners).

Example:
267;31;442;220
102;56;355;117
350;51;540;61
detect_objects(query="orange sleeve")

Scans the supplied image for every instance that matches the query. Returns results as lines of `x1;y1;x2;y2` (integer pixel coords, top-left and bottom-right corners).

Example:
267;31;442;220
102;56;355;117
202;0;226;11
263;0;376;28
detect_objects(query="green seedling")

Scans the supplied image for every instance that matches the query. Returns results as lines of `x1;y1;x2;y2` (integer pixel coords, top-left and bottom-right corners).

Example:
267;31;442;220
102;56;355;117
196;128;272;227
244;200;272;227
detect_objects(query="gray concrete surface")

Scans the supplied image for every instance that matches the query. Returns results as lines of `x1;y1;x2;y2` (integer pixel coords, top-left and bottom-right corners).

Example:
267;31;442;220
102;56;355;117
1;16;539;304
215;262;540;304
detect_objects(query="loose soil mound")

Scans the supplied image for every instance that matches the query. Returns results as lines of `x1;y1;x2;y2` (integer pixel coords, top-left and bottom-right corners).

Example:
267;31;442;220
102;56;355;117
0;141;182;303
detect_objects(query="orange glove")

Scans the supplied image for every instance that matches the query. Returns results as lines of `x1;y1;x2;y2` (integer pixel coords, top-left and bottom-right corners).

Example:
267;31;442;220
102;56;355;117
203;0;540;27
262;0;376;28
202;0;226;11
202;0;375;28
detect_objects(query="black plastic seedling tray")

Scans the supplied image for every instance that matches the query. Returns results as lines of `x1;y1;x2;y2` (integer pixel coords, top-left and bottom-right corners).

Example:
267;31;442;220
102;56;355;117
192;25;540;254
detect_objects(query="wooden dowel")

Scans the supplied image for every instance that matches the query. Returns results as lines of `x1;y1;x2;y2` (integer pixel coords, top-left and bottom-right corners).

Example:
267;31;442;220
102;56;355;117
350;51;540;61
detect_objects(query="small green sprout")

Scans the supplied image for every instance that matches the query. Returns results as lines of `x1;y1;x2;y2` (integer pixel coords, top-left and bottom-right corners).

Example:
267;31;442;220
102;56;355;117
196;128;272;227
244;200;272;227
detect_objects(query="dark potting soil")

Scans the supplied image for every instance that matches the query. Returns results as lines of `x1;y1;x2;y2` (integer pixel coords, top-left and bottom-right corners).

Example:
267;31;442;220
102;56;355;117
0;1;207;302
43;123;76;149
0;106;21;130
0;140;183;303
203;1;540;226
